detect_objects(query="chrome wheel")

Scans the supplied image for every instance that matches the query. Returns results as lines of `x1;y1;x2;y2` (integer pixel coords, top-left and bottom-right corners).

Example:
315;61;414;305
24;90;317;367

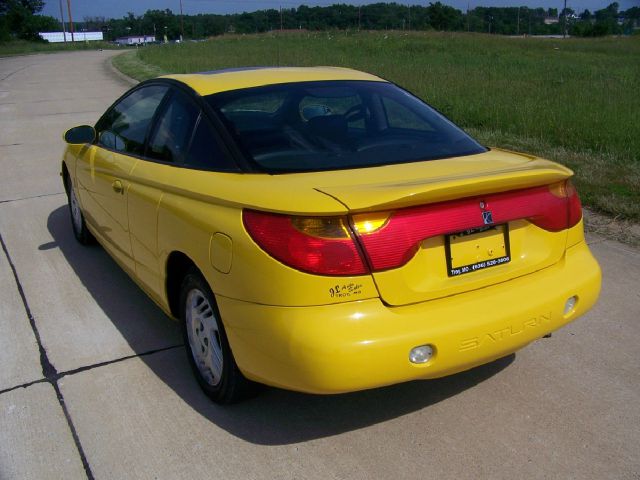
70;187;83;234
185;288;224;387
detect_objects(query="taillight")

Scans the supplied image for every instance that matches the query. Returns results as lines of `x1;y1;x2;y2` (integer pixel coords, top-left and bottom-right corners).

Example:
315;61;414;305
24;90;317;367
556;180;582;229
355;180;583;272
244;181;582;276
568;183;583;228
243;210;369;276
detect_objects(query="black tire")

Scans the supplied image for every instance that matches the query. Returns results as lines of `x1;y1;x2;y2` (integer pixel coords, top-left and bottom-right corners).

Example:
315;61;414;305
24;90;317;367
66;174;95;245
180;267;258;404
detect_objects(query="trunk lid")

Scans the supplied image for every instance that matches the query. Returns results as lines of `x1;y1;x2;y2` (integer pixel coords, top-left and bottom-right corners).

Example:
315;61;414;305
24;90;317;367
316;148;574;306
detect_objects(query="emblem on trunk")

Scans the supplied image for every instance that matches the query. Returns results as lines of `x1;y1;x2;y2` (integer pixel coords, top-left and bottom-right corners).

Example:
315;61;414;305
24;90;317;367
482;210;493;225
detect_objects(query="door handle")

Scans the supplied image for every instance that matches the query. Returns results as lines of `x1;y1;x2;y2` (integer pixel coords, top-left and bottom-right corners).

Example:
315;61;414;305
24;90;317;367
112;180;124;194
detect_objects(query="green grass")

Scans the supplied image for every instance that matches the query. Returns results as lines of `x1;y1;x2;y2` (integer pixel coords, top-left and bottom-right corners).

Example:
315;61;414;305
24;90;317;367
0;39;117;57
115;31;640;220
111;50;165;81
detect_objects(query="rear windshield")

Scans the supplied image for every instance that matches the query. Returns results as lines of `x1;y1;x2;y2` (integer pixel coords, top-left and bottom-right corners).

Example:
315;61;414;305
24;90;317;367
206;80;486;173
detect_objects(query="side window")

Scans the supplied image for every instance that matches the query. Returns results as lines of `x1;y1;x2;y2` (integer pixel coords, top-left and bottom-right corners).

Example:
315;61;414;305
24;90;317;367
381;96;435;132
147;90;200;163
96;85;168;155
185;117;237;171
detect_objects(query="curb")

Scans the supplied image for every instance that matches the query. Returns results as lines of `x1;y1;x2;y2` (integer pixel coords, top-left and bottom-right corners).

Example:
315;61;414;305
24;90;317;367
105;51;138;86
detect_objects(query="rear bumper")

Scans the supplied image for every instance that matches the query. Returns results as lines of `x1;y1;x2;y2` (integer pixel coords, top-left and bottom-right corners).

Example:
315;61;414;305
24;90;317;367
219;240;601;394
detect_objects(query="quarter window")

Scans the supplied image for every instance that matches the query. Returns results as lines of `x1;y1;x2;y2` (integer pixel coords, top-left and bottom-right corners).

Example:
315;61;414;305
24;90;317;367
147;90;199;163
185;118;236;170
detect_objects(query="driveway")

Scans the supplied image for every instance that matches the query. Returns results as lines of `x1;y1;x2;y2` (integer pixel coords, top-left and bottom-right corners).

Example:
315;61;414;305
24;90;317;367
1;50;638;480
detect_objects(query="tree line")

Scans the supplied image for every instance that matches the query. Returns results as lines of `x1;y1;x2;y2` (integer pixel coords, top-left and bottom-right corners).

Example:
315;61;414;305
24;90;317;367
2;0;639;42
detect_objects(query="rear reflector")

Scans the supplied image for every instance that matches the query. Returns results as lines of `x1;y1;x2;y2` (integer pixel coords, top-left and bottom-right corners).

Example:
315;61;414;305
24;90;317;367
243;210;369;276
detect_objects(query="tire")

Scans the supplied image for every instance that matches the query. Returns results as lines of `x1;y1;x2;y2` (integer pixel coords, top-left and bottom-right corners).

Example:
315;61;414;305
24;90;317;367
180;267;258;404
66;174;95;245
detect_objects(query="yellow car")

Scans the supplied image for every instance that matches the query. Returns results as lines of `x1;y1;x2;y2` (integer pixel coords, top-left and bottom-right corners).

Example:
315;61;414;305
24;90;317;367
61;67;601;403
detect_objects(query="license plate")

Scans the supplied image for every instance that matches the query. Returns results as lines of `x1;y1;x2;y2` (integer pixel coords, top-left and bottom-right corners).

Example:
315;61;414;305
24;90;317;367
445;224;511;277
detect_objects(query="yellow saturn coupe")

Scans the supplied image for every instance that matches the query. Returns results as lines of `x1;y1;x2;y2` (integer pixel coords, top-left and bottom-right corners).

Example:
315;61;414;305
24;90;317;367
61;67;601;403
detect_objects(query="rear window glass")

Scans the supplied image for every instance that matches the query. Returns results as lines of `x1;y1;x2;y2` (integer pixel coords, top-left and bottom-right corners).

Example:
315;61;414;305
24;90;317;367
206;80;486;173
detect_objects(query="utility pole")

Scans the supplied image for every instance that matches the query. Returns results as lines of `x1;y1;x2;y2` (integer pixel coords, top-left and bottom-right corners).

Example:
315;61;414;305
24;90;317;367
358;5;361;31
58;0;67;43
66;0;75;42
280;6;283;32
179;0;184;41
467;1;470;32
562;0;567;38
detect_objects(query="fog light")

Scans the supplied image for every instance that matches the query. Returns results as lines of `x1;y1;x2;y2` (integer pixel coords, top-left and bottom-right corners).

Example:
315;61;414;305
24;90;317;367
564;296;577;316
409;345;434;364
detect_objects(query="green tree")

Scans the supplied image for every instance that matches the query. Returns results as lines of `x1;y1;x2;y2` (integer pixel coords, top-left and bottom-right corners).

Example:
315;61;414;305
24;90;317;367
427;2;463;31
593;2;622;35
0;0;44;15
580;9;592;20
1;0;56;40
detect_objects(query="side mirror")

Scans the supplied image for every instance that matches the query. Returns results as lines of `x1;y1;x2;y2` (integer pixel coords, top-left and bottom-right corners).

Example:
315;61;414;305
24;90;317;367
64;125;96;144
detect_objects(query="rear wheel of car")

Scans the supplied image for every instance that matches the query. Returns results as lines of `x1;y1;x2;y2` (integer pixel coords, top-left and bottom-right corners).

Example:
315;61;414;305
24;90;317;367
180;268;258;404
66;174;94;245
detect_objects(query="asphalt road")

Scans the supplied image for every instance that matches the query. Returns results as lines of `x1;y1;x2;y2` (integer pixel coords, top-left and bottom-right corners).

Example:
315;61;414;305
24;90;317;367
1;50;639;480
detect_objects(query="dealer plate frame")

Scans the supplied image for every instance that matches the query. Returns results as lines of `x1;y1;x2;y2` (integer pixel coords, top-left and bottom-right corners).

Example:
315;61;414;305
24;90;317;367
444;224;511;277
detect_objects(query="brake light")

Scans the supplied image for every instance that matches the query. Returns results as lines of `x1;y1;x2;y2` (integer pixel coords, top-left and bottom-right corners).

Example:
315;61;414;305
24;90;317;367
243;210;369;276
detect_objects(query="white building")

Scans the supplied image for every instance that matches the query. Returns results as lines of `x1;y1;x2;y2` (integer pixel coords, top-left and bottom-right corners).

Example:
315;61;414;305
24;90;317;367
115;35;156;45
39;31;104;43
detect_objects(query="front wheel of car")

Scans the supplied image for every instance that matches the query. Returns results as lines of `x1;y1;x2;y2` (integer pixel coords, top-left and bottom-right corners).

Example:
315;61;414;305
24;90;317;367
180;268;258;404
66;174;94;245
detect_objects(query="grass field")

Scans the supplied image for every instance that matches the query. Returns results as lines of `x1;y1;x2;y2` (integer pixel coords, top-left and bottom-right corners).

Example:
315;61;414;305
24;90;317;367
113;31;640;220
0;40;117;57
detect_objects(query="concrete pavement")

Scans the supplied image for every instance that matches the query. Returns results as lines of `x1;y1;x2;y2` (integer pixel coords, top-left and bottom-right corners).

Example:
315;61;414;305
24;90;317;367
1;50;639;480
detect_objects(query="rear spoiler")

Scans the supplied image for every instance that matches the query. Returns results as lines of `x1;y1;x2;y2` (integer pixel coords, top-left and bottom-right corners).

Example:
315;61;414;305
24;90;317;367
316;152;573;212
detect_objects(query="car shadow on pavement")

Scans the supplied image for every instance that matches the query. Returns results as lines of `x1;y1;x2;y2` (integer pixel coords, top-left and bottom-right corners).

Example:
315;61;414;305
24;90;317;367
46;204;515;446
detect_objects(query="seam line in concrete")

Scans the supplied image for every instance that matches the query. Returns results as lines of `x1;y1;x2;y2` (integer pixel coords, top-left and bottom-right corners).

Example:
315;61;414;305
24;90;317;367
0;231;95;480
40;110;99;117
58;344;185;379
0;378;49;396
0;63;33;82
0;344;184;396
0;192;64;204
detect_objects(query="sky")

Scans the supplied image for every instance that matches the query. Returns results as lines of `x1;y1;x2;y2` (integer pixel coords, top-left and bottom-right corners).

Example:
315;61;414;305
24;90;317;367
42;0;639;21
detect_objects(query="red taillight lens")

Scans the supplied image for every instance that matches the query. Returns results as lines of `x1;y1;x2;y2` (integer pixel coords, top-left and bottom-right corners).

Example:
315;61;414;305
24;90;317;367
244;181;582;276
243;210;369;276
566;180;583;229
529;180;582;231
356;181;583;272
